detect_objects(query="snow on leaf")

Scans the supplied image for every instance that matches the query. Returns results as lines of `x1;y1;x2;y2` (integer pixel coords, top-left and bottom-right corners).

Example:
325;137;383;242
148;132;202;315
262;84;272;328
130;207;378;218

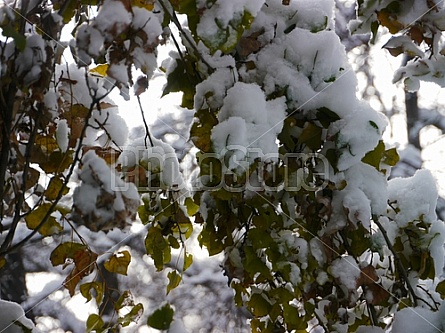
104;250;131;275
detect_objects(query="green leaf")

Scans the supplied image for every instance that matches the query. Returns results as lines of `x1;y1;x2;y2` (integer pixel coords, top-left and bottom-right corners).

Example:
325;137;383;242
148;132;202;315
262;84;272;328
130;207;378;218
50;242;86;266
162;56;199;109
436;280;445;299
147;303;174;330
249;229;274;249
382;147;399;166
104;251;131;275
45;175;69;201
80;282;104;304
25;203;63;236
167;270;182;294
86;314;104;333
185;197;199;216
145;227;171;271
39;150;74;173
369;120;380;132
362;140;385;169
118;303;144;327
247;293;272;317
317;107;340;128
1;26;26;51
183;253;193;271
298;123;322;150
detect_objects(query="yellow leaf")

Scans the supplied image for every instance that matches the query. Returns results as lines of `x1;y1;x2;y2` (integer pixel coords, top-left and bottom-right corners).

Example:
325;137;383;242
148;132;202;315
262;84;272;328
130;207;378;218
104;251;131;275
89;64;109;77
167;270;181;294
46;175;69;201
131;0;154;10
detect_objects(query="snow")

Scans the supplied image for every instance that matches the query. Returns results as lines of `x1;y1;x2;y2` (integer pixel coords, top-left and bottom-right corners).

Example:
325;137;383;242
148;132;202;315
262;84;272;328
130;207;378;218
210;82;286;169
0;299;35;332
391;304;445;333
330;256;360;290
94;0;131;42
388;169;438;227
55;119;70;153
196;0;265;48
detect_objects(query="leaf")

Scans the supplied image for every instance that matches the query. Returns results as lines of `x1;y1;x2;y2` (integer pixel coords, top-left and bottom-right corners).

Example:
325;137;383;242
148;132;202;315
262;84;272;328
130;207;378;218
382;147;399;166
104;251;131;275
25;203;63;236
39;150;74;173
184;197;199;216
118;303;144;327
35;134;59;154
86;314;104;333
377;9;404;34
298;123;322;150
167;270;182;294
64;249;98;296
80;282;104;304
89;64;109;76
24;167;40;191
147;303;174;330
317;107;340;128
0;257;6;270
45;175;69;200
50;242;87;266
131;0;154;10
249;229;274;249
145;227;171;271
436;280;445;299
162;56;199;109
247;293;272;317
183;253;193;271
361;140;385;169
1;26;26;51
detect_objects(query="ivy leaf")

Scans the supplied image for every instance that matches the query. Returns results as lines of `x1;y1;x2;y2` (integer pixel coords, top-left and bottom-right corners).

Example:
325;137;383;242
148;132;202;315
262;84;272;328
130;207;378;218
298;123;322;150
316;107;340;128
104;251;131;276
80;282;104;304
382;147;399;166
185;197;199;216
25;203;63;236
86;314;104;333
64;249;98;296
89;63;109;76
162;56;199;109
362;140;385;169
147;303;174;330
118;303;144;327
183;253;193;271
45;175;69;201
145;227;171;271
1;26;26;51
50;242;87;266
436;280;445;299
167;270;182;294
247;293;272;317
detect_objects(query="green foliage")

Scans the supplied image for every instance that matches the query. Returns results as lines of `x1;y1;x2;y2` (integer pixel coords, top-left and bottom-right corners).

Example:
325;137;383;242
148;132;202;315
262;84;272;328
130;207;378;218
147;303;174;330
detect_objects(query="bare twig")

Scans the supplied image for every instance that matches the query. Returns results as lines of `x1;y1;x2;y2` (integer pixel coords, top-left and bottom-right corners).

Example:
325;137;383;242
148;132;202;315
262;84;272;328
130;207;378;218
136;95;154;148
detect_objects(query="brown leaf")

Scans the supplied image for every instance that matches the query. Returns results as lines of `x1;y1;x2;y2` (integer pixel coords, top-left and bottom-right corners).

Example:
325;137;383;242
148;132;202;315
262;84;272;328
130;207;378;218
357;265;378;287
368;283;390;305
64;249;98;296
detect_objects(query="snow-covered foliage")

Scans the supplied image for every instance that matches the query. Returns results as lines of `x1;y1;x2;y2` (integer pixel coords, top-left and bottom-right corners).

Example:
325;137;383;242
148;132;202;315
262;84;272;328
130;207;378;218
352;0;445;90
0;300;35;333
1;0;445;332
